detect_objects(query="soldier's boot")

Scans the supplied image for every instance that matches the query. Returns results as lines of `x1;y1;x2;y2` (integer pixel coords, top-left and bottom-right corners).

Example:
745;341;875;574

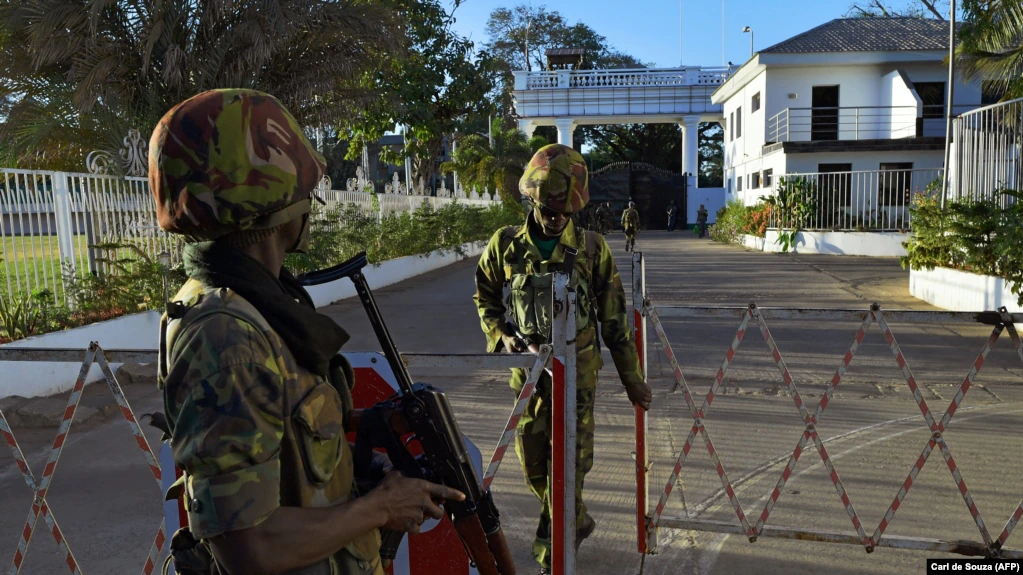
576;513;596;551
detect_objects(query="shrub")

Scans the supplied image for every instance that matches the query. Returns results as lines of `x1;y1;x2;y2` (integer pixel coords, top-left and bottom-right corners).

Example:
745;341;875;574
711;200;770;245
286;200;521;274
0;201;520;342
902;190;1023;305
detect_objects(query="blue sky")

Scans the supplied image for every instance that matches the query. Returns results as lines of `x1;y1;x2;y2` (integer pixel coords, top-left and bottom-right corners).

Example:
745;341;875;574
449;0;924;68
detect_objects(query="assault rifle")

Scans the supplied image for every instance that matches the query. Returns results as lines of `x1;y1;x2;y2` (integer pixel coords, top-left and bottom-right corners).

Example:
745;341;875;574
299;253;515;575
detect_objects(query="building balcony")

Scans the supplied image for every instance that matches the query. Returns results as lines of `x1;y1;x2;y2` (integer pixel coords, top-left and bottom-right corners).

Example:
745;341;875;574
510;66;738;121
765;105;980;145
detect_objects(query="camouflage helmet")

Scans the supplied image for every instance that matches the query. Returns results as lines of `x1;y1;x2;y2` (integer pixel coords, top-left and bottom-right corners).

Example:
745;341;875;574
518;144;589;214
149;89;326;242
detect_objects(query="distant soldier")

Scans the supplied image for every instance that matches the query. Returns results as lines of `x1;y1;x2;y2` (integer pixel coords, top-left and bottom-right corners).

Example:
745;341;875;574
621;201;640;252
666;200;679;232
697;203;709;238
602;202;614;234
593;203;608;235
473;144;652;575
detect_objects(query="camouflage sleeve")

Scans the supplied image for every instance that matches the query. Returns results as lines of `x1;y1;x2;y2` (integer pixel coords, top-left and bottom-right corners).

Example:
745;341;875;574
590;235;645;388
474;229;510;352
165;314;284;539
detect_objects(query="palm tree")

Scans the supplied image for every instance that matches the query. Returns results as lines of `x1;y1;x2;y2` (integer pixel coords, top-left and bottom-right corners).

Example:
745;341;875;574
442;118;547;205
0;0;404;170
957;0;1023;101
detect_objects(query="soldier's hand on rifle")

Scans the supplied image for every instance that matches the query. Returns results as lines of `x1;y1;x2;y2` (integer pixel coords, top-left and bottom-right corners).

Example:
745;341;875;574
500;333;526;353
370;471;466;534
626;381;653;411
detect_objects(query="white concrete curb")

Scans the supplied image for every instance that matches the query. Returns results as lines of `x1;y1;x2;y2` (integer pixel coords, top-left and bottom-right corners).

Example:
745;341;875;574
910;266;1022;313
0;241;487;399
305;241;486;307
0;311;162;399
742;231;910;257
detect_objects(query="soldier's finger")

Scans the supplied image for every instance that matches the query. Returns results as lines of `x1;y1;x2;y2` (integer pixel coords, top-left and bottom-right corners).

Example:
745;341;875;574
422;499;445;520
425;482;466;502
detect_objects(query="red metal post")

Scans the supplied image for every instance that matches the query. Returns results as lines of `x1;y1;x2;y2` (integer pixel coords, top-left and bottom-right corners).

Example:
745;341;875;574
632;251;650;554
551;273;576;574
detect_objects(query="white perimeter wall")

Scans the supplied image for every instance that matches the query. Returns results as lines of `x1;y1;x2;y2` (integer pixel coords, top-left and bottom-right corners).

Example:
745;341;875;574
910;267;1023;313
0;242;486;399
743;231;910;257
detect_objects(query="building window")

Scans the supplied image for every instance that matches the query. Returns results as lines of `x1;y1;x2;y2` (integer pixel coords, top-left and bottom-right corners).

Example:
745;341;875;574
736;106;743;138
819;163;853;210
879;162;913;206
736;175;743;191
751;172;761;189
983;81;1008;106
763;169;773;187
914;82;945;119
730;112;735;141
752;92;761;113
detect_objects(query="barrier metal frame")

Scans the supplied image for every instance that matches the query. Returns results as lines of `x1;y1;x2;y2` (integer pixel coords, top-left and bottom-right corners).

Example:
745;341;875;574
630;251;1023;560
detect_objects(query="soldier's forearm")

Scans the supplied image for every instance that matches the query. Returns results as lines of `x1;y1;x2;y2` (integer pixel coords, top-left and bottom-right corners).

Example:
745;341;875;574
209;498;384;575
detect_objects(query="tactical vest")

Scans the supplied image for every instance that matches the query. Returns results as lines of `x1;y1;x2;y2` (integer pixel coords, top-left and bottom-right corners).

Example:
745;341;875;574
159;280;381;575
499;226;600;350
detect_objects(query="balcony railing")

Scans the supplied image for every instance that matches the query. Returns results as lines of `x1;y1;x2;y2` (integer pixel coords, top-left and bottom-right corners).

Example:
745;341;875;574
513;66;735;91
766;105;980;143
760;168;944;232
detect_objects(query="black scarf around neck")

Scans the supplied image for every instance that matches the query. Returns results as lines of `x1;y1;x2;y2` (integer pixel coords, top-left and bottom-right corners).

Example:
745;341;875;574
183;241;349;378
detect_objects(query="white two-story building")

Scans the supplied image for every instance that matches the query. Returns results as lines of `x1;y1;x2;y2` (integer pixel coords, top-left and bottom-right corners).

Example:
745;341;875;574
713;17;988;230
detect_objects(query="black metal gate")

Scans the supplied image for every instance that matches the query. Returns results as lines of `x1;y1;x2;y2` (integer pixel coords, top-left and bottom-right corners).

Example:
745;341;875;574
587;162;687;230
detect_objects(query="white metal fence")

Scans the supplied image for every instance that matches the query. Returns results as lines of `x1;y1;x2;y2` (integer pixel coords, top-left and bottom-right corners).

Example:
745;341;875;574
766;168;944;231
0;168;498;306
949;98;1023;207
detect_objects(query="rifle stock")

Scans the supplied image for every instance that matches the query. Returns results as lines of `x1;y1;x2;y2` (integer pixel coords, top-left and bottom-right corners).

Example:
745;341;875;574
301;252;516;575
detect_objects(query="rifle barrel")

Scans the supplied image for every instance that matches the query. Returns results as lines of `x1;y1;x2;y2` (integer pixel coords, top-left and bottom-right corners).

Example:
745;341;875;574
299;251;416;396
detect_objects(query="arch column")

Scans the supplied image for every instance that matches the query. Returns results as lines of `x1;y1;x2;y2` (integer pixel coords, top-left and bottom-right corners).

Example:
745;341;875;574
679;116;701;189
518;119;538;139
554;119;576;148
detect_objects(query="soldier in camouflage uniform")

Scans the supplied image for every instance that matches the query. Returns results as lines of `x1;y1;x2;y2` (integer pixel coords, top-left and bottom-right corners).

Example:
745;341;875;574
622;201;640;252
473;144;653;574
153;89;463;575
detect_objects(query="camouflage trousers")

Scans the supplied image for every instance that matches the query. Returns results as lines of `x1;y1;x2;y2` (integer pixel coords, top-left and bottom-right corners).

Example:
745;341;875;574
512;370;596;569
624;229;637;251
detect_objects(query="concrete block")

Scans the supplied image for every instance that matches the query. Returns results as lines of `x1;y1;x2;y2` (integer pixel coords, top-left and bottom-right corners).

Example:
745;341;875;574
115;363;159;387
16;398;100;428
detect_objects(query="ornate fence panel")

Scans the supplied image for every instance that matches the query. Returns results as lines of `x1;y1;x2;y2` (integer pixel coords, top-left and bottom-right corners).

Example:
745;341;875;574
0;169;499;307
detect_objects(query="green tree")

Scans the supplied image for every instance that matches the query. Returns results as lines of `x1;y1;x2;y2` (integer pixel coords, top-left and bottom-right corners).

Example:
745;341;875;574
584;124;682;171
484;5;642;120
846;0;948;18
484;5;642;73
341;0;498;186
957;0;1023;100
699;123;724;187
441;118;547;205
0;0;401;171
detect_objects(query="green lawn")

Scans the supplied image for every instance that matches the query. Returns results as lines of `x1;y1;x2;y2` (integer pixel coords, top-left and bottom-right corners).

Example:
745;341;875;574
0;235;70;298
0;235;169;302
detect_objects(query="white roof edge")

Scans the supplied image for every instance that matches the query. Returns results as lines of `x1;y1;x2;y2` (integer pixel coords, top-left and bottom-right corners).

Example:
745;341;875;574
759;49;947;66
712;56;765;104
713;49;948;104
